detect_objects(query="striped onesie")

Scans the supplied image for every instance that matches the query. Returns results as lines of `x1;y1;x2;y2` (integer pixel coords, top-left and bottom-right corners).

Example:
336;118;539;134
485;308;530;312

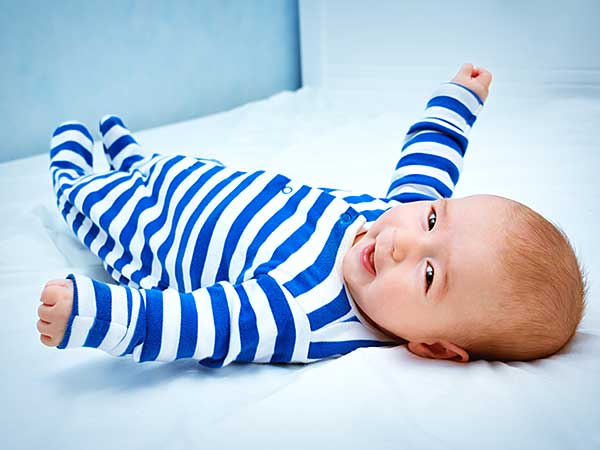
50;82;483;367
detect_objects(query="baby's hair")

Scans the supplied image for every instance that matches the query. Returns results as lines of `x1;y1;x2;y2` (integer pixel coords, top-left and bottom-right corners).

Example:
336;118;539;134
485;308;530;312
465;199;587;361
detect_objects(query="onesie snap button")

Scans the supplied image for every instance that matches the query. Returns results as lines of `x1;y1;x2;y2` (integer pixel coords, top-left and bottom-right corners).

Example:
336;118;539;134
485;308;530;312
340;213;352;224
281;185;293;194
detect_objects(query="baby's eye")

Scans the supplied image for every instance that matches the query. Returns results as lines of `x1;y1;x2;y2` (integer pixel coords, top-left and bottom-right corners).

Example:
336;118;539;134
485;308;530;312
425;263;434;292
427;208;437;231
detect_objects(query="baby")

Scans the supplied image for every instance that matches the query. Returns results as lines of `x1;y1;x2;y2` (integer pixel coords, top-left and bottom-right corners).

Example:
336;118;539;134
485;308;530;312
37;64;586;365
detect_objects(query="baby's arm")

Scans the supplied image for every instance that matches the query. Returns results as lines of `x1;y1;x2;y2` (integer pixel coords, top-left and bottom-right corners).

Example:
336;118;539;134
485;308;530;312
386;63;492;202
49;273;309;367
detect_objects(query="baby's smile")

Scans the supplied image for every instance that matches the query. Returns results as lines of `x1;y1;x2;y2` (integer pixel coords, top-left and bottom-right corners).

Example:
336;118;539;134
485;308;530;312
360;242;376;276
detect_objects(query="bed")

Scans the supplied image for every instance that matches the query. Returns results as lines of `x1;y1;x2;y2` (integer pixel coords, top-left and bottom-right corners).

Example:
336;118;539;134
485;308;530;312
2;80;599;449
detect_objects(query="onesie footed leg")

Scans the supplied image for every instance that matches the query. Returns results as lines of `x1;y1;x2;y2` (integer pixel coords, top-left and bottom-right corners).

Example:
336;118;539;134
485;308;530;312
99;115;157;172
49;121;94;192
37;279;74;347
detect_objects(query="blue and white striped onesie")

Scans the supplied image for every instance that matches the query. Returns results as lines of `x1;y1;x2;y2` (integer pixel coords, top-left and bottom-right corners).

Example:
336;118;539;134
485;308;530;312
50;83;483;367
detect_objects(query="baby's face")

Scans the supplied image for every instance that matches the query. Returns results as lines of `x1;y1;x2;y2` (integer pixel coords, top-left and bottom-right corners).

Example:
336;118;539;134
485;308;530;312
343;194;512;345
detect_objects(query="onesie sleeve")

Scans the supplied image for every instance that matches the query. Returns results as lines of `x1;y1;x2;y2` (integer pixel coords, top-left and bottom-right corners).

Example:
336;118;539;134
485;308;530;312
385;82;484;202
57;273;310;368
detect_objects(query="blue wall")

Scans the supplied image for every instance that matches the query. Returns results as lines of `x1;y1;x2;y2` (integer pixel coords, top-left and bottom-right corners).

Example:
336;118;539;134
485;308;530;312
0;0;301;162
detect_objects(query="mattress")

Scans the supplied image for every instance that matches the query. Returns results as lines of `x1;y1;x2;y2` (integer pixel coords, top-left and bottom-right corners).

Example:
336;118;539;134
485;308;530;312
1;83;599;450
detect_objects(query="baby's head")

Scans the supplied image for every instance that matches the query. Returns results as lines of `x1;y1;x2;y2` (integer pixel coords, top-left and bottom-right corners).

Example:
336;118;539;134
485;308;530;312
343;194;586;362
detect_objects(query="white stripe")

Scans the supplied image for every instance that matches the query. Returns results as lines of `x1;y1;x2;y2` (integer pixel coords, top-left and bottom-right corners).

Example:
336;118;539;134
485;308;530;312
98;283;130;353
65;276;96;347
391;164;454;190
192;289;215;361
50;152;90;172
111;288;142;356
424;106;469;133
221;283;242;367
65;316;95;348
248;281;278;363
156;289;182;361
51;128;92;148
433;83;483;115
387;183;442;200
311;319;395;344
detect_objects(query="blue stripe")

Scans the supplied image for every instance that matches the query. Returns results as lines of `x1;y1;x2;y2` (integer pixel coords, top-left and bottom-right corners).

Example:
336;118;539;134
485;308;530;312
189;171;263;290
83;279;112;348
99;115;125;136
57;274;79;349
402;130;464;156
198;284;231;368
307;287;352;331
362;209;387;222
157;164;224;288
395;152;460;185
389;174;452;198
236;185;311;284
343;194;377;204
308;340;395;359
235;284;259;362
50;160;85;177
342;316;360;323
138;289;163;362
120;154;145;171
406;122;468;155
51;140;93;167
387;192;437;203
174;170;243;289
258;276;296;363
52;123;93;142
215;174;289;281
107;134;138;160
427;95;476;126
176;292;198;359
284;207;358;297
71;212;87;235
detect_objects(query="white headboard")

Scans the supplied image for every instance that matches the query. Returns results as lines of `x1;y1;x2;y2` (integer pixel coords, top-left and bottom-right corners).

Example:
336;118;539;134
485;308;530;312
299;0;600;92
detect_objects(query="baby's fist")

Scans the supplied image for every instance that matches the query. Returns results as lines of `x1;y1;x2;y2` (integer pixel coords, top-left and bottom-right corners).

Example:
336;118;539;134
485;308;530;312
451;63;492;102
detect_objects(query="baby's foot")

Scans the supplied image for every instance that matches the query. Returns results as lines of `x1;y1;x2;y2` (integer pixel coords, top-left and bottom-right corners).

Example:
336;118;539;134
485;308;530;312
37;279;74;347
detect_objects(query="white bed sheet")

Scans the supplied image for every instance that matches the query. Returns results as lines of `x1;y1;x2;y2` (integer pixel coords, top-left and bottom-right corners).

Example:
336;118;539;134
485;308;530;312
1;82;599;450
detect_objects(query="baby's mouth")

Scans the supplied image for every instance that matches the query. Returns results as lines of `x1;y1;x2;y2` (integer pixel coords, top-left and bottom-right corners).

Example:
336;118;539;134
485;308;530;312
361;243;376;276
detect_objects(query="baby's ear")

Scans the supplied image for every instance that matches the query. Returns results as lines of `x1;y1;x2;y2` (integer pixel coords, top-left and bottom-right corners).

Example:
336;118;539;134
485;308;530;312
407;341;469;363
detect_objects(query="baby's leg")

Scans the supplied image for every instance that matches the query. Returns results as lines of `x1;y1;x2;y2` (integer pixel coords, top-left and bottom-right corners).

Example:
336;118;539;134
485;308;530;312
50;122;103;238
50;121;154;287
99;115;159;172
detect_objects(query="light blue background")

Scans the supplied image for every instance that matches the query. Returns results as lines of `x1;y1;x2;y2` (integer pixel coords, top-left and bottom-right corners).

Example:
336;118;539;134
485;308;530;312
0;0;301;162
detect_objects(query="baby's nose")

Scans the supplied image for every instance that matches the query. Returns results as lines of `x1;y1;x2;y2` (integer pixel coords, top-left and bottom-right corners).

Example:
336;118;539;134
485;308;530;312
391;228;425;262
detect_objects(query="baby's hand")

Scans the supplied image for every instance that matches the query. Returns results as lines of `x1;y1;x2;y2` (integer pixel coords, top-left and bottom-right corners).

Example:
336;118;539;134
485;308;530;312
451;63;492;102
